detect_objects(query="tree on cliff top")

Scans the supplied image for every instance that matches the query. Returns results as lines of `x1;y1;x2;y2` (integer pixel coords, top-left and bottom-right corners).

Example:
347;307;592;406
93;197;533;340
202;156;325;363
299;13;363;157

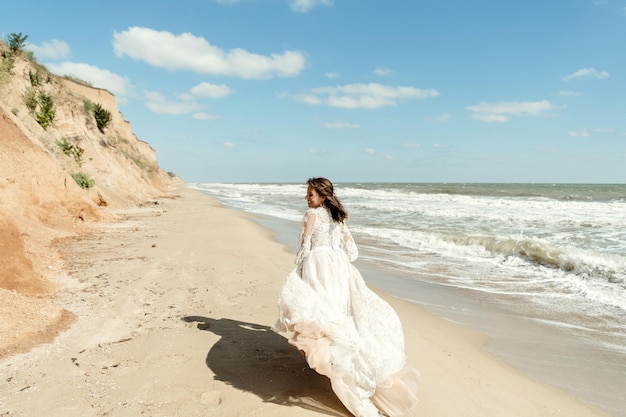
8;33;28;54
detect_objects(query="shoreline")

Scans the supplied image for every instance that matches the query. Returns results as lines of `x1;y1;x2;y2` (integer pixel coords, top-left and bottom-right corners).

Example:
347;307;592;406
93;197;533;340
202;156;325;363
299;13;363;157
0;187;614;417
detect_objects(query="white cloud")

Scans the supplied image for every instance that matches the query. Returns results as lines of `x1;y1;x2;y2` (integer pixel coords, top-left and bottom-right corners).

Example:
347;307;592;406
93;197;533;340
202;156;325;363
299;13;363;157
224;141;235;148
290;0;333;13
568;128;591;137
113;27;306;79
467;100;556;123
145;82;231;116
321;121;360;129
373;66;394;77
384;154;394;160
27;39;70;60
325;71;339;79
327;94;395;109
365;148;375;155
291;93;323;105
559;90;582;97
193;112;220;121
190;82;233;98
46;62;133;97
472;113;509;123
292;83;439;109
562;67;610;82
144;90;204;114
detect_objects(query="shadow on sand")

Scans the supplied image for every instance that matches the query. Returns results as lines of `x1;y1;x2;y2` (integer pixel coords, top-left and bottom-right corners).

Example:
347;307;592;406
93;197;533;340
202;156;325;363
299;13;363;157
182;316;349;417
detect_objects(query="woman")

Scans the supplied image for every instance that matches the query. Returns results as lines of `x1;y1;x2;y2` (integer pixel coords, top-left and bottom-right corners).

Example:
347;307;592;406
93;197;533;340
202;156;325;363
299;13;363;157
273;177;419;417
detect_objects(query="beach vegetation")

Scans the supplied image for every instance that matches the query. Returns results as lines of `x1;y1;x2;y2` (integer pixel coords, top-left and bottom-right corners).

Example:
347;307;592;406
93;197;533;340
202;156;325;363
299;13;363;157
24;88;57;129
35;93;55;129
94;103;112;133
84;100;112;133
56;137;84;166
71;172;95;189
29;69;42;87
7;32;28;54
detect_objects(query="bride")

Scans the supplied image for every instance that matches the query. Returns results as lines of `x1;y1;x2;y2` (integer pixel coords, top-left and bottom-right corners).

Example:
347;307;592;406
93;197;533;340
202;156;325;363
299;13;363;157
273;177;420;417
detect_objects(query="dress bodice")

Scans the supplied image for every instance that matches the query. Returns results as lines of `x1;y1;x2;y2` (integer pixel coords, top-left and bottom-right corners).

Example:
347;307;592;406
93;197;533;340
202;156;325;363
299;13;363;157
295;206;358;265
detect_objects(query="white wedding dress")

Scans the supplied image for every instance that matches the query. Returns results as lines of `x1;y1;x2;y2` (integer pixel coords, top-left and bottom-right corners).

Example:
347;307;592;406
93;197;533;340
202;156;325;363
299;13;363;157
273;206;420;417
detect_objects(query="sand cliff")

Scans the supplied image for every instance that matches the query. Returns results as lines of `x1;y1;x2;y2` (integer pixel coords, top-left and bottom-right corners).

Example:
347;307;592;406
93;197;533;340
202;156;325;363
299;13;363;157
0;40;180;358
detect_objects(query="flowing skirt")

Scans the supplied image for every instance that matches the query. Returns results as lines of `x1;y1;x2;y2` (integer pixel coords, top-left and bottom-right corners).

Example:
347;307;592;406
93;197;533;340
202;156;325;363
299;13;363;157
273;252;419;417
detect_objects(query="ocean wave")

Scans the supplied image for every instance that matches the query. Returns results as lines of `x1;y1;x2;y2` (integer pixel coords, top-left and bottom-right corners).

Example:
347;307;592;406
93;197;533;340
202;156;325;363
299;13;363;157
441;234;626;286
356;223;625;290
443;236;626;289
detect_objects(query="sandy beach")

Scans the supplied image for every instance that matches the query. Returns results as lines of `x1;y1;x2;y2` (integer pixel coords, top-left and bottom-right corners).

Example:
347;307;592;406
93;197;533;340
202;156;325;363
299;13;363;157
0;187;614;417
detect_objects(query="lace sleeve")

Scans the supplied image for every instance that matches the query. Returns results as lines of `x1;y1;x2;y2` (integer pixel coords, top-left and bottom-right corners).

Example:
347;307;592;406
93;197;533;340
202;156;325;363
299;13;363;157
295;209;316;266
341;222;359;262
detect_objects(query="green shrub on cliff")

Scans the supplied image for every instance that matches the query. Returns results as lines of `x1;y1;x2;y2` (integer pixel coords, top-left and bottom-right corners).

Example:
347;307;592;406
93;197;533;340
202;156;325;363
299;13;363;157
71;172;95;189
24;89;57;129
94;103;112;133
56;138;84;166
35;93;55;129
84;100;112;133
29;70;42;87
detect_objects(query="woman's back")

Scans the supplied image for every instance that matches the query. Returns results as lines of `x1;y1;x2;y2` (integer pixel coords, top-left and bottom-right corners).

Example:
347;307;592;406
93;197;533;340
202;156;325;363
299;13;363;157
307;207;343;251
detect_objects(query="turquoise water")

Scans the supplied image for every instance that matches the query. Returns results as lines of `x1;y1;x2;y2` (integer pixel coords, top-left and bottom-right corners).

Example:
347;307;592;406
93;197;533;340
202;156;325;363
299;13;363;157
192;182;626;416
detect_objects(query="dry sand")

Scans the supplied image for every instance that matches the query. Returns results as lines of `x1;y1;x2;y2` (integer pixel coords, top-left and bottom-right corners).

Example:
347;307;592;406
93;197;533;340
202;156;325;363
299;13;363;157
0;187;613;417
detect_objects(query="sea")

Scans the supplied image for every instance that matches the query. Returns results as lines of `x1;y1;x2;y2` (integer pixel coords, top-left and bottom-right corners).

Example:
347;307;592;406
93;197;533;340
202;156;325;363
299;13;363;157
190;182;626;417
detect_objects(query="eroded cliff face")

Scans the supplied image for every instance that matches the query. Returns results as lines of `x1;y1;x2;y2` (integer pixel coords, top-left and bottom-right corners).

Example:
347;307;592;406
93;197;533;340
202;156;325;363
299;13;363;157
0;41;181;358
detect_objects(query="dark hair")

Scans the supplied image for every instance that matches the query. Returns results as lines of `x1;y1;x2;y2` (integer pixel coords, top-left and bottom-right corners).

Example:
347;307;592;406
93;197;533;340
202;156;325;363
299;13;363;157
307;177;348;223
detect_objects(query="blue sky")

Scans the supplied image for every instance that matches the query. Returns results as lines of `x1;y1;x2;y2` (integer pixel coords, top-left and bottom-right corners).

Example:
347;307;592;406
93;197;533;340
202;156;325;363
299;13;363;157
2;0;625;183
